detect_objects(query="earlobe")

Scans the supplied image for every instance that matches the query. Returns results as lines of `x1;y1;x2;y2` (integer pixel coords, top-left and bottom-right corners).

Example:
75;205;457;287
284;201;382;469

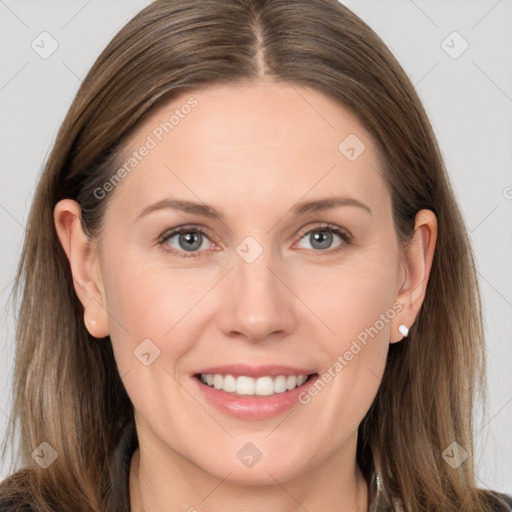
53;199;110;339
390;209;437;343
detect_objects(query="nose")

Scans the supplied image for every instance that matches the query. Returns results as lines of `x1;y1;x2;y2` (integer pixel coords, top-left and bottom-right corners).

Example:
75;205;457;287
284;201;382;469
216;252;297;343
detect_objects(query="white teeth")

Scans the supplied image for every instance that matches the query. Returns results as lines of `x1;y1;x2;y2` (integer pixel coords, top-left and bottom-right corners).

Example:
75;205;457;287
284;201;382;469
236;376;255;395
274;375;287;393
286;375;297;390
199;373;310;396
297;375;307;386
254;376;274;396
223;374;236;392
213;374;223;390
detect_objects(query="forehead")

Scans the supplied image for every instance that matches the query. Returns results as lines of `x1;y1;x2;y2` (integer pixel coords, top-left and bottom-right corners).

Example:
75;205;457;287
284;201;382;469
106;81;389;221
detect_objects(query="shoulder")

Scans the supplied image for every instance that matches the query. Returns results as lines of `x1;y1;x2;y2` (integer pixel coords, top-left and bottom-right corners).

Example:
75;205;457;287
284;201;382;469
0;420;137;512
481;489;512;511
0;495;36;511
0;472;37;512
0;498;35;512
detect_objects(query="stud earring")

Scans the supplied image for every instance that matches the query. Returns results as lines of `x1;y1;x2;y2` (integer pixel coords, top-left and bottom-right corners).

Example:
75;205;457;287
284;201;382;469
91;320;96;326
398;324;409;337
376;472;382;493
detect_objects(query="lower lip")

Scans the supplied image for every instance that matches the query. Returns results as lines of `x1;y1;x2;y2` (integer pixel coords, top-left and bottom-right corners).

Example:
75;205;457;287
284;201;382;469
192;374;319;420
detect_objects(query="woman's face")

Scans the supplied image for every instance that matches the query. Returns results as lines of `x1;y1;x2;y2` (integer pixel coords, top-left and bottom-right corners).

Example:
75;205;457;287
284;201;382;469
84;81;417;484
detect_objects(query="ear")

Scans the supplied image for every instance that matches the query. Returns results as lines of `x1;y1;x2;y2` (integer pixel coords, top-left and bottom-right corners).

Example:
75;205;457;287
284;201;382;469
53;199;110;339
390;209;437;343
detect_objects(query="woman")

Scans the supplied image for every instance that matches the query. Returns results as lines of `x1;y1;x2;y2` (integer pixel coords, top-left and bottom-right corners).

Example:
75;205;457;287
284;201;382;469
1;0;511;510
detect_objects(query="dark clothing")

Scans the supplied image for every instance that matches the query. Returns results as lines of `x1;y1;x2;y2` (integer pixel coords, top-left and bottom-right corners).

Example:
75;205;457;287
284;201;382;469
109;418;138;509
1;420;511;510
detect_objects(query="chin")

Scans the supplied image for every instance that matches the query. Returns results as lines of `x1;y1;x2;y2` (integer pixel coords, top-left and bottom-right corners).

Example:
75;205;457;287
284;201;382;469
199;454;311;487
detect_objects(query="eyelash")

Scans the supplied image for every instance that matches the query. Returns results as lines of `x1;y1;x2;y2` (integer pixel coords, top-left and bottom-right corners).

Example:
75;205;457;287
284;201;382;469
157;223;352;258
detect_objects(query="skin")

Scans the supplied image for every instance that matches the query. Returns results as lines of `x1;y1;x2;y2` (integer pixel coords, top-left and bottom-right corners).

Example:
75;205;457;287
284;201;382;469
54;80;437;512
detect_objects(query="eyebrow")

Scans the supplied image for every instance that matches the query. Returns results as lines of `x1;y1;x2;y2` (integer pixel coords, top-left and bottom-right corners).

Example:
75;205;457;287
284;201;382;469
135;196;372;221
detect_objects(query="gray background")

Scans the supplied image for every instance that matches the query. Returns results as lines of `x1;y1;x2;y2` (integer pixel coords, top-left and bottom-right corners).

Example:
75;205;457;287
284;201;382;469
0;0;511;493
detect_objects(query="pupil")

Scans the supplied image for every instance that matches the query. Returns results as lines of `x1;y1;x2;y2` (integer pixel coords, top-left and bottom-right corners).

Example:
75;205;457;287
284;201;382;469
180;232;201;251
312;230;332;249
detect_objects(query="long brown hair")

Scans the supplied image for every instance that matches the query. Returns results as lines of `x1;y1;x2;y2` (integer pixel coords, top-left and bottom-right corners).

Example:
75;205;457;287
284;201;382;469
1;0;508;510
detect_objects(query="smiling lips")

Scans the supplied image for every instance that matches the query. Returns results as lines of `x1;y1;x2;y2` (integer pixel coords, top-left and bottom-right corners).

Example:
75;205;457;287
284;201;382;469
198;373;310;396
192;364;318;420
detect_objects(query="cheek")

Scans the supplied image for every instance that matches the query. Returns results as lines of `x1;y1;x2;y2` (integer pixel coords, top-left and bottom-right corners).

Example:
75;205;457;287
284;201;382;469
294;261;394;442
102;247;196;333
295;251;398;346
101;249;219;376
101;255;202;422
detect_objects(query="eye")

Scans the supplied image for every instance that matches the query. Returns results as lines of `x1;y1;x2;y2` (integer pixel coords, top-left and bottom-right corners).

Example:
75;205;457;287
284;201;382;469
158;225;217;258
157;222;352;258
294;223;351;254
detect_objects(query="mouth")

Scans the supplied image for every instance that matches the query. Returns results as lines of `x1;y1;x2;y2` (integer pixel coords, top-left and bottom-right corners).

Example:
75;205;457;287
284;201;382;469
193;372;317;397
191;364;319;420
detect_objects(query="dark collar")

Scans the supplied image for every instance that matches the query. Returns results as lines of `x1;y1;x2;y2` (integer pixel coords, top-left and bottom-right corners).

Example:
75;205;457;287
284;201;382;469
109;418;138;512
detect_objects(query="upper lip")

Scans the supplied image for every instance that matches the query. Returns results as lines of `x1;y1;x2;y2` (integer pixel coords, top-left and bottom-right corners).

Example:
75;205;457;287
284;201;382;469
193;364;316;379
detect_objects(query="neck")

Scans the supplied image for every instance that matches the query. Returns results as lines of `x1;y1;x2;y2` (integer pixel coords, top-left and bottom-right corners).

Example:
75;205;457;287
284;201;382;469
129;438;368;512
